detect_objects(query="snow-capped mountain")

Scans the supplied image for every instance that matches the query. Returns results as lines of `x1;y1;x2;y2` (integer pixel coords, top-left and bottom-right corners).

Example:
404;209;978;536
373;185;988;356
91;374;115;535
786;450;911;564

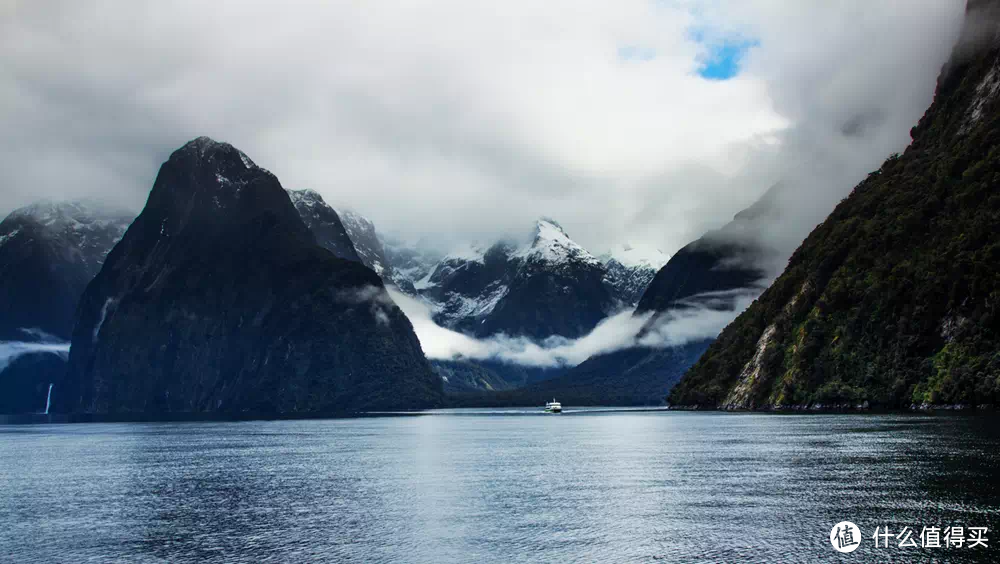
338;209;392;278
0;200;133;340
601;243;670;307
287;189;360;262
412;219;619;339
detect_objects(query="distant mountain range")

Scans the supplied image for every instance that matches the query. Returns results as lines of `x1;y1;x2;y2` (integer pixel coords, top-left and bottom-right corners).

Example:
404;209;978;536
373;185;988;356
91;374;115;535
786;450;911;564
0;141;785;413
281;191;668;341
0;150;775;412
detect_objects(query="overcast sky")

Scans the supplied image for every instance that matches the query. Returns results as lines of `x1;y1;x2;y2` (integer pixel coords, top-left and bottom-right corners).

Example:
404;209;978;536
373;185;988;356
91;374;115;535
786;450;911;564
0;0;966;256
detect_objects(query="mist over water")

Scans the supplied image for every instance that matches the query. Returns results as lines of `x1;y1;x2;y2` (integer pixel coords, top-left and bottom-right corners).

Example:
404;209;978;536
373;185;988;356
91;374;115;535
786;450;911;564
2;412;998;563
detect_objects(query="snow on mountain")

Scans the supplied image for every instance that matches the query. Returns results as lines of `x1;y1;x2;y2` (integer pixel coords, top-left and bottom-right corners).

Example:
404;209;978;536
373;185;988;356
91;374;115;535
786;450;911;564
338;209;391;277
396;219;620;339
286;193;421;292
287;189;360;263
0;200;133;341
382;238;442;293
602;258;657;307
604;242;669;270
598;243;670;307
513;218;601;267
3;200;133;275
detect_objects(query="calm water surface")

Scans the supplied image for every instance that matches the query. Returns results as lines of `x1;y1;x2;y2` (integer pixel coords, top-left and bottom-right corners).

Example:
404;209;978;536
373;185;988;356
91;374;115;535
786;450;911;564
2;409;1000;562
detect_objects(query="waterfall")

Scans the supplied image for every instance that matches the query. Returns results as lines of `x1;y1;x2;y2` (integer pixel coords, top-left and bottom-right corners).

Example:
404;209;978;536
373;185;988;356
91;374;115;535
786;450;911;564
44;383;53;415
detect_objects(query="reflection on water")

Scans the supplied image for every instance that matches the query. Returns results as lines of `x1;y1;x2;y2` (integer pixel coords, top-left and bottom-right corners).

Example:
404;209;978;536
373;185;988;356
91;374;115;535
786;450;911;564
1;412;999;562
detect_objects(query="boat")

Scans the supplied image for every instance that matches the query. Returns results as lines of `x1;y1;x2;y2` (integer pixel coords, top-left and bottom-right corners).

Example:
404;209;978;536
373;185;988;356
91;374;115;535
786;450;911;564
544;399;562;413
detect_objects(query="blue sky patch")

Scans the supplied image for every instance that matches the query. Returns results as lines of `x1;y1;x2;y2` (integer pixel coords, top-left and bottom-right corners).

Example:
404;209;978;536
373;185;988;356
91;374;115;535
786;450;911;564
689;29;758;80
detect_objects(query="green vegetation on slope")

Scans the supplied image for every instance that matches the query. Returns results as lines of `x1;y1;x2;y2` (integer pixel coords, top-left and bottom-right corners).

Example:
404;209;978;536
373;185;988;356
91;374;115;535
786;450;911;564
670;29;1000;409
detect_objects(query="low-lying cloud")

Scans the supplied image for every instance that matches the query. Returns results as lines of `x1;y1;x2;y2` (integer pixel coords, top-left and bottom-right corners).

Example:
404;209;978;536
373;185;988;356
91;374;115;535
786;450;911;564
0;331;71;372
388;287;758;368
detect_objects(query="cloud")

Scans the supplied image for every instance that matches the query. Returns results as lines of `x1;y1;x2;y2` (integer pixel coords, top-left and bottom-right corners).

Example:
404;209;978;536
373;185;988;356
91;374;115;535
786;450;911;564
335;285;397;327
0;332;70;372
388;286;754;368
0;1;966;262
637;288;761;348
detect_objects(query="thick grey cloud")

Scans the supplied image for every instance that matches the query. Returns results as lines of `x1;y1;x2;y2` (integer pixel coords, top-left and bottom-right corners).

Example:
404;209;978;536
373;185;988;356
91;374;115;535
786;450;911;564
0;0;966;258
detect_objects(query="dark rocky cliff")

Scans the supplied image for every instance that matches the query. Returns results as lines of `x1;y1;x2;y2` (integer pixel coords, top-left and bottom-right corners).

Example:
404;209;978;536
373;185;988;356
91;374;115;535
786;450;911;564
287;189;361;263
61;137;442;414
670;4;1000;409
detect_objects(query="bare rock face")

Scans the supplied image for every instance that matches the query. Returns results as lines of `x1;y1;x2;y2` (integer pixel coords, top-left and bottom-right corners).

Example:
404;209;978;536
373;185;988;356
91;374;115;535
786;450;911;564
62;137;442;415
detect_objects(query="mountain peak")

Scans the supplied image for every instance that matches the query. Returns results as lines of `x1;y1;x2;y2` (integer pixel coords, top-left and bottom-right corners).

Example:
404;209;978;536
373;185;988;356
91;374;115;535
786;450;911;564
535;217;566;232
518;217;599;266
143;139;308;246
172;136;261;174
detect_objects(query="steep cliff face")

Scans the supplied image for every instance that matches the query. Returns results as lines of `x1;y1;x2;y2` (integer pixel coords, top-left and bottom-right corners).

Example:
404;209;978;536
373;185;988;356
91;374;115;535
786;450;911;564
62;137;442;414
670;8;1000;409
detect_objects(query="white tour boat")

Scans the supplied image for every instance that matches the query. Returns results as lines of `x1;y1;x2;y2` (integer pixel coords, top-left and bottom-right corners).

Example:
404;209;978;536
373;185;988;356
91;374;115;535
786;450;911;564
544;399;562;413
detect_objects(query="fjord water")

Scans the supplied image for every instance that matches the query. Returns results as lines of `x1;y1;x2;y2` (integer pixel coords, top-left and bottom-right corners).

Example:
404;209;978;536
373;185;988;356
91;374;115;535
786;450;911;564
2;411;999;563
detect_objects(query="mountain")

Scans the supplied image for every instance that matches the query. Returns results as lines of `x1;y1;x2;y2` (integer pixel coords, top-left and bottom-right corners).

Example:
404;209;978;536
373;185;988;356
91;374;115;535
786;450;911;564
669;5;1000;409
432;359;517;394
417;219;618;340
286;191;421;293
470;342;712;407
419;242;515;332
338;209;397;281
0;201;132;340
601;244;669;307
382;237;442;294
498;200;774;406
483;219;616;339
287;189;360;262
0;201;131;414
60;137;442;415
